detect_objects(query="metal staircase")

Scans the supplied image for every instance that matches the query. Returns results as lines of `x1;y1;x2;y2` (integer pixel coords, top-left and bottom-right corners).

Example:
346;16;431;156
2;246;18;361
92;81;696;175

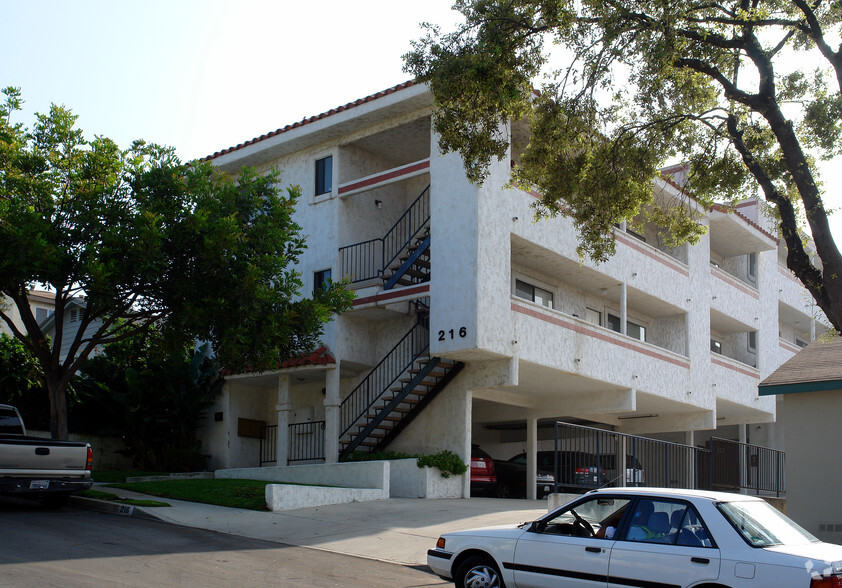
339;185;431;289
338;305;464;458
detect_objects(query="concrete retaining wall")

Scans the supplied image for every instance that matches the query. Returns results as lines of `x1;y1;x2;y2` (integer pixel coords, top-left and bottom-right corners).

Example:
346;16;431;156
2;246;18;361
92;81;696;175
390;459;463;498
265;484;387;511
215;460;389;490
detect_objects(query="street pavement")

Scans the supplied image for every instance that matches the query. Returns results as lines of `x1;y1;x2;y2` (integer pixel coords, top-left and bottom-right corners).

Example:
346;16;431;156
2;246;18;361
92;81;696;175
72;486;548;567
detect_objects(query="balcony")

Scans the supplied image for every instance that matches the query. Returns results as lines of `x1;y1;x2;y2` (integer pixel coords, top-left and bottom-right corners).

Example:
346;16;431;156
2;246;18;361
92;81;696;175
511;299;691;402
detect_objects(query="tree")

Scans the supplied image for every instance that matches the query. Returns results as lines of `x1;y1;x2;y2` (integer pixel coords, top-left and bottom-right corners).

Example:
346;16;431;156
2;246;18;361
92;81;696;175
0;88;354;440
75;329;222;471
404;0;842;333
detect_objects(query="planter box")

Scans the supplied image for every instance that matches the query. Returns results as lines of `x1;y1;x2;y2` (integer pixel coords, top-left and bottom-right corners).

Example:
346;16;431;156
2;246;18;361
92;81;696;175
390;459;464;498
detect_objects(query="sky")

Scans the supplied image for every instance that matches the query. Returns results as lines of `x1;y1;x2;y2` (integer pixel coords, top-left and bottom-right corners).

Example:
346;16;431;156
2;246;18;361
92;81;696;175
2;0;841;242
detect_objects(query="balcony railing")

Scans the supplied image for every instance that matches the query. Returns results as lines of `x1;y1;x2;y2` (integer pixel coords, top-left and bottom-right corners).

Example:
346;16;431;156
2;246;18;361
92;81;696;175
339;185;430;283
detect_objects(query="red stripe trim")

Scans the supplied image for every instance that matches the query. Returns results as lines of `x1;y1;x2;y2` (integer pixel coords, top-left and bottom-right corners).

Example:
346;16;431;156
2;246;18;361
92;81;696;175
711;268;759;299
512;303;690;369
338;160;430;195
710;356;760;379
614;232;690;276
353;284;430;306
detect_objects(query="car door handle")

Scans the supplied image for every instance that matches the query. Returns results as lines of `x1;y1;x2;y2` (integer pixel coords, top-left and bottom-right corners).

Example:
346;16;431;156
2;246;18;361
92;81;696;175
585;546;602;553
691;557;710;564
35;447;50;455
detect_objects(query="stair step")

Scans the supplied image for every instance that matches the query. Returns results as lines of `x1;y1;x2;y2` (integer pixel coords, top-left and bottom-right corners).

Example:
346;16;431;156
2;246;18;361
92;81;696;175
402;268;429;279
399;377;439;387
409;367;449;377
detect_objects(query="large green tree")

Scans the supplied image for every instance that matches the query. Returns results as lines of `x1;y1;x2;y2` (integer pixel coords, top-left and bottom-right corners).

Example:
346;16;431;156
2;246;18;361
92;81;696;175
0;88;353;440
405;0;842;332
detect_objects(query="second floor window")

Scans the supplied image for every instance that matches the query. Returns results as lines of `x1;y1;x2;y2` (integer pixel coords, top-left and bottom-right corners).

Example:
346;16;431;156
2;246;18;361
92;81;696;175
515;279;553;308
315;156;332;196
607;313;647;342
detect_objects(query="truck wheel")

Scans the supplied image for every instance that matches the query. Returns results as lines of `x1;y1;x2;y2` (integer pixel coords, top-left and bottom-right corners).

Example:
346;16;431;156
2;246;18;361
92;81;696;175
42;493;70;508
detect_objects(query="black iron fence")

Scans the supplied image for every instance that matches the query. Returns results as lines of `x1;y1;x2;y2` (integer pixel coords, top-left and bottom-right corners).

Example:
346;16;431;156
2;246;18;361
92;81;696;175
288;420;326;463
260;424;277;466
549;422;785;496
260;421;326;465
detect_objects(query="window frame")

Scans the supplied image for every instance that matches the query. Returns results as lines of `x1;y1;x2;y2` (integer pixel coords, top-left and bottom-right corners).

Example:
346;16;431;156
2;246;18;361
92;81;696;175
606;311;647;342
314;155;333;197
513;276;554;309
313;268;332;294
747;331;757;353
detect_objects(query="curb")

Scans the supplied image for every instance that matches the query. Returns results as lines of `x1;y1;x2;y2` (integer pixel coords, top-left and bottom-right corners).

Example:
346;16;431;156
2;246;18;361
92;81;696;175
69;495;162;521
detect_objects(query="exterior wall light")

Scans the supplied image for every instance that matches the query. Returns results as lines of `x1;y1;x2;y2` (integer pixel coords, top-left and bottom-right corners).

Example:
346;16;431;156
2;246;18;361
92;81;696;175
374;199;382;209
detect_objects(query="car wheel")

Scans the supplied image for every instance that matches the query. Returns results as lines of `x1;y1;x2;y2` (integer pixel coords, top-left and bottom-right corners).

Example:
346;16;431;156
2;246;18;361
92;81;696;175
495;483;512;499
455;555;504;588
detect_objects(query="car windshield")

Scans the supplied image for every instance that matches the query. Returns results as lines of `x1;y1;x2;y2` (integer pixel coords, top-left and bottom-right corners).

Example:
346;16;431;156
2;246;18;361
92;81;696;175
717;500;818;547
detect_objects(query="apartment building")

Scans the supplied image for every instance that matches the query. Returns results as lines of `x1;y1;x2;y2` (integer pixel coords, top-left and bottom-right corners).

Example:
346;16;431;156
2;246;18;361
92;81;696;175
197;81;823;495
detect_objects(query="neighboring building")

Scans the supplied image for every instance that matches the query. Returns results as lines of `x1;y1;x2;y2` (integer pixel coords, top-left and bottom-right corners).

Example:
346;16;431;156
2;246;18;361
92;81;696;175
759;338;842;542
38;298;104;362
0;290;56;337
197;81;825;496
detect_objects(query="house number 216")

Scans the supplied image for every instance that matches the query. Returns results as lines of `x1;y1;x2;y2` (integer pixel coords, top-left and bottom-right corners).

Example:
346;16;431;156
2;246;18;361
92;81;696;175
438;327;467;341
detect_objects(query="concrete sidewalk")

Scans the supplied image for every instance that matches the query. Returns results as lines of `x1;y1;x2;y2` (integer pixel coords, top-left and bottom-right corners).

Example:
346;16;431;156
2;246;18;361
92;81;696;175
71;486;547;567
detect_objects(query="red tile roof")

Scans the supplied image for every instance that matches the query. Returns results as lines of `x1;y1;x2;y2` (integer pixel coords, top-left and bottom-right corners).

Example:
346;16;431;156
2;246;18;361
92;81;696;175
278;346;335;369
203;80;417;161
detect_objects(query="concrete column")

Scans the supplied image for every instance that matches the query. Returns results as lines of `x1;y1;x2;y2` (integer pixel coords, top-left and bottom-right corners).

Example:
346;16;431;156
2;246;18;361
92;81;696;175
275;375;291;466
323;366;341;464
811;319;816;341
620;282;628;335
526;417;538;500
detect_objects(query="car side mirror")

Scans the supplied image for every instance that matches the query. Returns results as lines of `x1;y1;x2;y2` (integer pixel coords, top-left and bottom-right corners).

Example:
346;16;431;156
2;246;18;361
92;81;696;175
529;521;546;533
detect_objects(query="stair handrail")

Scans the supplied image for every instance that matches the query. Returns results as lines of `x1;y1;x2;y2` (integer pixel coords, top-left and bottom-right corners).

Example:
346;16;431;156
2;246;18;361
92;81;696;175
339;320;429;439
338;184;431;284
382;185;430;272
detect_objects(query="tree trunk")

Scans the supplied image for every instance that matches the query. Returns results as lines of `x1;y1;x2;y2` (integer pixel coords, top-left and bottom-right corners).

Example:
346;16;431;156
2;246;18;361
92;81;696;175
46;377;69;440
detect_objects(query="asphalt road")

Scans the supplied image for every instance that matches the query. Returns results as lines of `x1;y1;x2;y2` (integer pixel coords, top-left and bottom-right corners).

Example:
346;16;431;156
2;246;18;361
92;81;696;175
0;496;448;587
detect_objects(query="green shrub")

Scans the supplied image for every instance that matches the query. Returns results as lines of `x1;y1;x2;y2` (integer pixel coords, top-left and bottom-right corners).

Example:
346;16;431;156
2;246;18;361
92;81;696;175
417;450;468;478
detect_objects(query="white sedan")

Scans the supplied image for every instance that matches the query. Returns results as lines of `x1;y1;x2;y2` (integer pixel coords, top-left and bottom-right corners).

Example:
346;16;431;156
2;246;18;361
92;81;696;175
427;487;842;588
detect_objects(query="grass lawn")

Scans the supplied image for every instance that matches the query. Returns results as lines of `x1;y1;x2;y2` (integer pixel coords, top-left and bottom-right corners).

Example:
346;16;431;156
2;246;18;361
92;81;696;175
108;478;271;511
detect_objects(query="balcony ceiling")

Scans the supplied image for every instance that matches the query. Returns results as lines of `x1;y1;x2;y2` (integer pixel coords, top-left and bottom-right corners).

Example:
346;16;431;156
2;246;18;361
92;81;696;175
349;116;430;166
708;209;777;257
710;307;753;334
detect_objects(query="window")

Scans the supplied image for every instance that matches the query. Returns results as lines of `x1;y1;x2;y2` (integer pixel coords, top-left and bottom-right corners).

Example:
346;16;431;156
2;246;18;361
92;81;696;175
313;269;332;294
607;313;646;342
536;496;631;539
35;307;52;323
69;309;78;323
623;499;713;547
748;331;757;353
515;279;553;309
627;321;646;342
796;338;808;349
710;340;722;354
747;253;757;283
315;156;332;196
585;307;601;326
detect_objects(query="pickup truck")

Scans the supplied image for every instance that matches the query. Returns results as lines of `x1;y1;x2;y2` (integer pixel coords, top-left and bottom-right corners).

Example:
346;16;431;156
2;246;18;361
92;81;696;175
0;403;93;507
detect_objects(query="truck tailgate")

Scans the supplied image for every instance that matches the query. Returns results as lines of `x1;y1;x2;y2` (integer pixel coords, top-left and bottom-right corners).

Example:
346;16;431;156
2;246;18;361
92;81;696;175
0;437;91;474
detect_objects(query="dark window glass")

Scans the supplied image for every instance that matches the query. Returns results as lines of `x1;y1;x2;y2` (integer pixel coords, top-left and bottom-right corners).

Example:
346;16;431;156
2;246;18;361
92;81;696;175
314;269;331;294
607;313;622;333
711;340;722;354
315;156;332;196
